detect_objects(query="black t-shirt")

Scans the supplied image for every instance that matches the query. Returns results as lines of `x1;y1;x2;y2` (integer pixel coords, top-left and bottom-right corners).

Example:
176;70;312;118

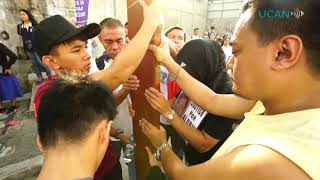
147;166;167;180
184;113;237;165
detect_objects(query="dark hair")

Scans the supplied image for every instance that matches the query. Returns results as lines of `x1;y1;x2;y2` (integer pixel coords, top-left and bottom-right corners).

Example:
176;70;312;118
37;72;117;149
19;9;38;26
176;39;232;94
194;28;199;31
242;0;320;74
223;35;228;40
99;17;123;29
216;38;224;47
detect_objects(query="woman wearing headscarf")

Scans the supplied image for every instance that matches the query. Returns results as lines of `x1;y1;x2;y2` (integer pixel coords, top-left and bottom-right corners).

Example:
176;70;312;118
144;39;237;166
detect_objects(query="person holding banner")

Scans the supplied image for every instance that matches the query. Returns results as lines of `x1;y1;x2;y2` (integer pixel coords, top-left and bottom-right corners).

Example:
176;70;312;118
144;39;237;165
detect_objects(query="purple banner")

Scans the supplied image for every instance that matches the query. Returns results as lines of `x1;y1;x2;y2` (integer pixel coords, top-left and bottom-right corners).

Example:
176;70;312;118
75;0;89;26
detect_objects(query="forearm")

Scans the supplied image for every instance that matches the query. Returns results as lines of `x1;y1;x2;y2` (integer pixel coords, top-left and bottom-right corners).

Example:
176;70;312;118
160;147;187;180
161;58;255;120
0;44;17;69
171;115;218;153
91;21;157;90
168;97;176;107
115;88;129;106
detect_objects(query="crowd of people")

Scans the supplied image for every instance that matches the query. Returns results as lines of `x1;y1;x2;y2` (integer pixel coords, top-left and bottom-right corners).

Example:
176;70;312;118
0;0;319;179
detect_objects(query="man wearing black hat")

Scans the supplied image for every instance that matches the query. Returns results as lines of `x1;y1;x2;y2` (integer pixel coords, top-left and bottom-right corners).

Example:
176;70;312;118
33;2;160;91
32;0;161;179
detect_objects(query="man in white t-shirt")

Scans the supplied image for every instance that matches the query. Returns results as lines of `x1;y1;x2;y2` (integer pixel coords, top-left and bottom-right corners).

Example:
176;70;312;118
192;28;201;39
222;37;232;61
95;17;137;180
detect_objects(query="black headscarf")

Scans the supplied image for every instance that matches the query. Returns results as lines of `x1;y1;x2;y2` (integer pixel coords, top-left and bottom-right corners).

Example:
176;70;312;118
175;39;236;165
176;39;232;94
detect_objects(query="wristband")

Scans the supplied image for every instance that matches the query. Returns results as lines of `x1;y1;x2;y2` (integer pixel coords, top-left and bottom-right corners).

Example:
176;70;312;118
155;142;171;161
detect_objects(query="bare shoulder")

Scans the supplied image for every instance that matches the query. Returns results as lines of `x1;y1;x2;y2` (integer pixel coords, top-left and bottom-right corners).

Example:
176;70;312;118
203;145;311;180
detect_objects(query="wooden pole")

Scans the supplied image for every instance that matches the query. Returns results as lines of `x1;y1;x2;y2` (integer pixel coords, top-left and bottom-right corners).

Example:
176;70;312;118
127;0;161;179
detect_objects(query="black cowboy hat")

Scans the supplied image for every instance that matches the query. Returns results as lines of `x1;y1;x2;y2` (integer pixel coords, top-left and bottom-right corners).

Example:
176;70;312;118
32;15;101;57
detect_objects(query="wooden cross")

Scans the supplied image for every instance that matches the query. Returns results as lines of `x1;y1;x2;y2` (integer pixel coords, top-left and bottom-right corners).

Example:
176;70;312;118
127;0;161;179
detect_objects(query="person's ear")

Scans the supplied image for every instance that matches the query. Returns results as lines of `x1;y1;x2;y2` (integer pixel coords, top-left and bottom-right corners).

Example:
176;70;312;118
105;121;112;140
271;35;303;71
98;120;112;145
42;55;60;70
36;135;44;153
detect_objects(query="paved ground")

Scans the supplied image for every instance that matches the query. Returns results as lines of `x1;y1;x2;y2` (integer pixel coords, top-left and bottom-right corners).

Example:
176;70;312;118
0;96;41;180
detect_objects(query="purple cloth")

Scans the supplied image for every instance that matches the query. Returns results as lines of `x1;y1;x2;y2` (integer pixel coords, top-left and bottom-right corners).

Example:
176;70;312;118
75;0;89;26
0;74;23;101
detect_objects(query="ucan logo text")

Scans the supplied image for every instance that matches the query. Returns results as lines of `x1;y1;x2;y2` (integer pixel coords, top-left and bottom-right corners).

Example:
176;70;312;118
258;8;304;19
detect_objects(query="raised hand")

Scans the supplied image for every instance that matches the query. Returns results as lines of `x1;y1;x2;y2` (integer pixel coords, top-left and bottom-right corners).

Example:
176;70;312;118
4;69;12;75
145;146;162;167
137;0;162;28
139;118;167;148
149;37;173;64
145;87;172;118
123;75;140;91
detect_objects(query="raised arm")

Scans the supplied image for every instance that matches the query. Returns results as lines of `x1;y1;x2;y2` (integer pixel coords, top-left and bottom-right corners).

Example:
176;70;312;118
91;0;161;90
0;43;18;69
145;87;219;153
149;40;256;119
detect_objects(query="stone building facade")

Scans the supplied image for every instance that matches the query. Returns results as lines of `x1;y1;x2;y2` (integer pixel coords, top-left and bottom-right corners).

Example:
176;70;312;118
0;0;76;92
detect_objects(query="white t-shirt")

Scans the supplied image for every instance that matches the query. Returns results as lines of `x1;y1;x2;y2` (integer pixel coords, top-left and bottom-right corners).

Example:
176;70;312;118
222;45;232;61
90;59;133;141
191;35;201;39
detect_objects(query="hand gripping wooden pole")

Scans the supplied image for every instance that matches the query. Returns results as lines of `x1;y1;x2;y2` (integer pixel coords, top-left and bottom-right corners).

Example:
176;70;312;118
127;0;161;179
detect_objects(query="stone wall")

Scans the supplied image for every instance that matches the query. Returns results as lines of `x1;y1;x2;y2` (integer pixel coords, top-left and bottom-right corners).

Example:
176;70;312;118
0;0;76;92
0;0;23;54
0;0;76;54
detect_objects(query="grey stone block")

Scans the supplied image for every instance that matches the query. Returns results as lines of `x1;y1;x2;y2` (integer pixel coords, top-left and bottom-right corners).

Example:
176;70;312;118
0;155;42;180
